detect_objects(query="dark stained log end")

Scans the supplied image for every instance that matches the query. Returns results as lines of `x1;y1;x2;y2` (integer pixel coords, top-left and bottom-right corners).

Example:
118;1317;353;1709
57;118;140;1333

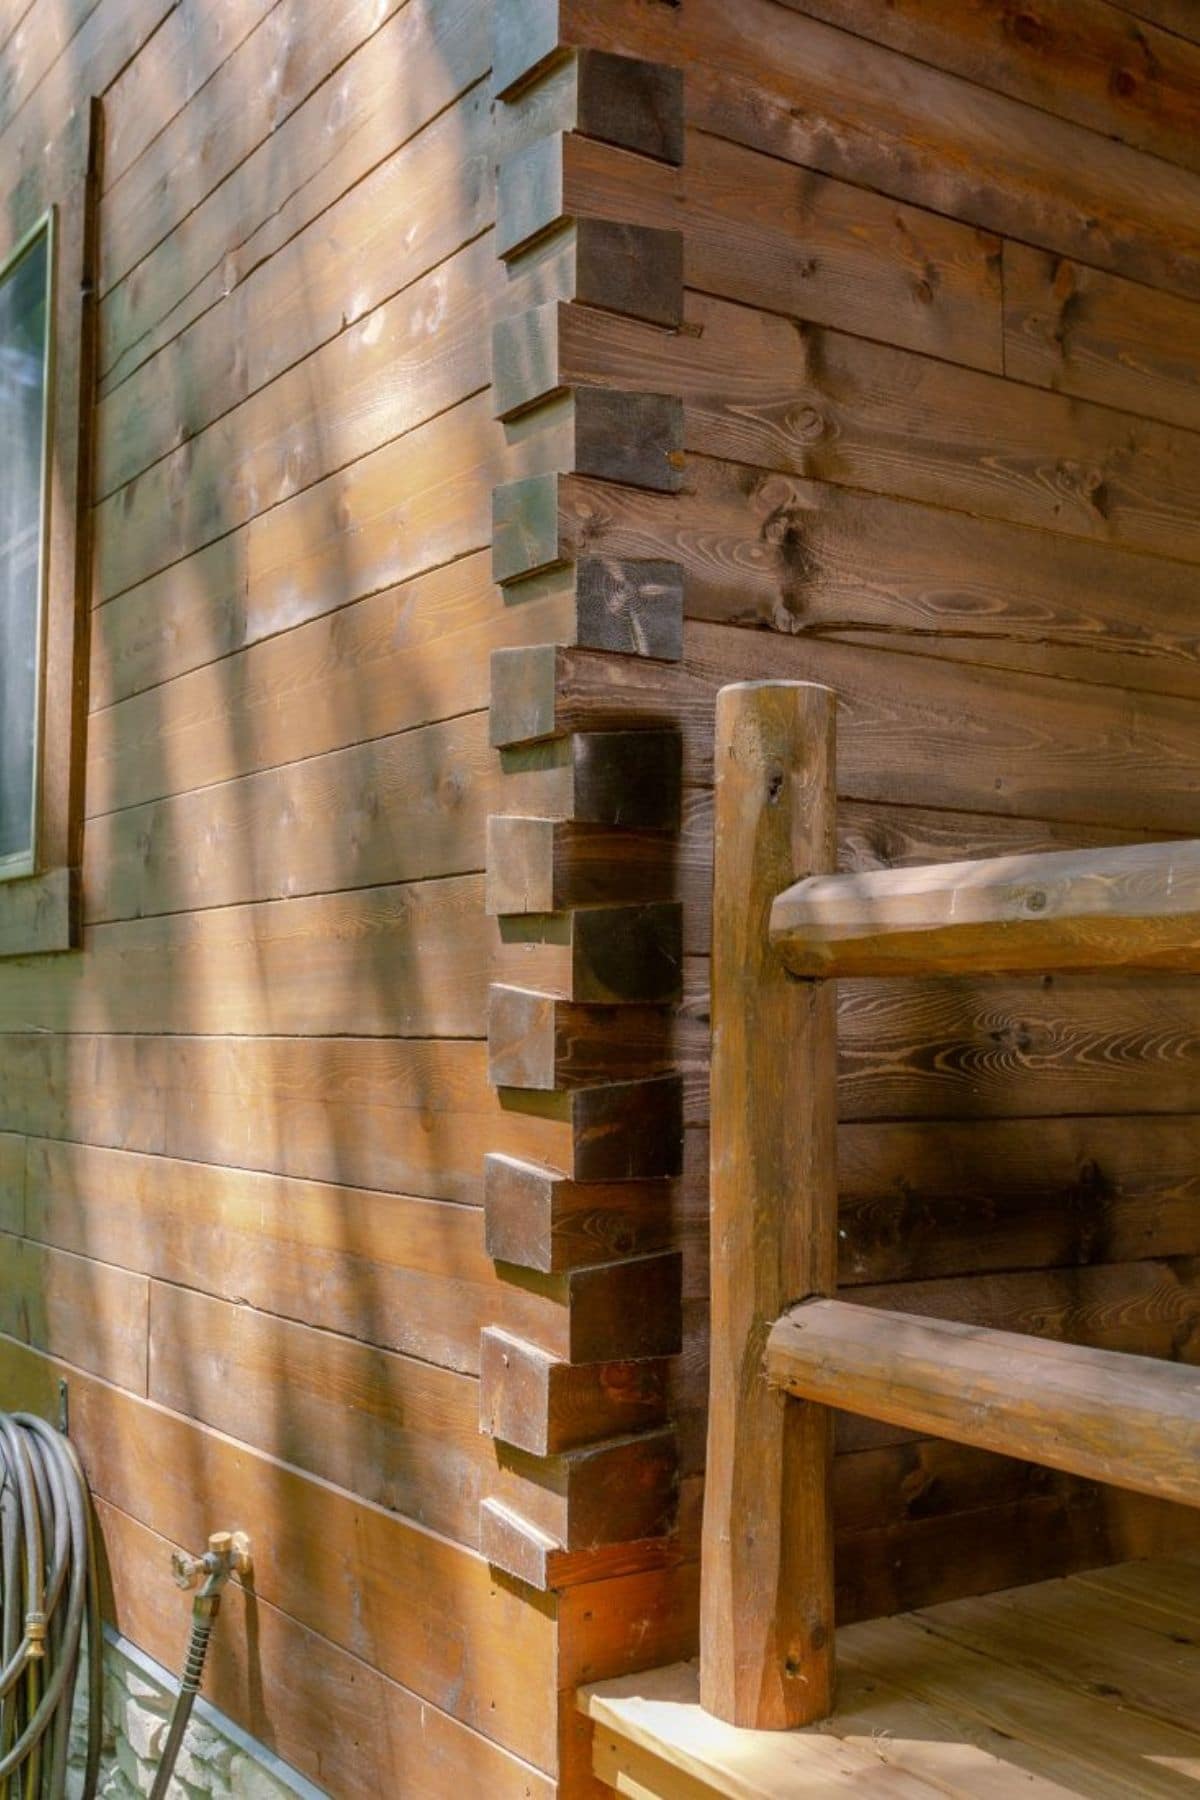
574;556;684;661
570;731;682;832
575;220;684;329
574;386;686;492
567;901;683;1004
484;1153;676;1273
574;50;685;168
486;816;676;918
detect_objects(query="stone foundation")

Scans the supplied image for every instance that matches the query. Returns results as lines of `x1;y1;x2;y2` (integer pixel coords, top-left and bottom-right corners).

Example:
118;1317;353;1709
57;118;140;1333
67;1631;323;1800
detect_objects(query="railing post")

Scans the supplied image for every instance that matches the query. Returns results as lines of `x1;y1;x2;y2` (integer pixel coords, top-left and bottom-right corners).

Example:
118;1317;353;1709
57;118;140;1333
700;680;838;1729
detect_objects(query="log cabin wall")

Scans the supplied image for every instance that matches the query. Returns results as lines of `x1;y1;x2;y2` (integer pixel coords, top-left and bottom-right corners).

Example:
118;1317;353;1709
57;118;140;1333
0;1;696;1794
497;0;1200;1729
2;0;1200;1795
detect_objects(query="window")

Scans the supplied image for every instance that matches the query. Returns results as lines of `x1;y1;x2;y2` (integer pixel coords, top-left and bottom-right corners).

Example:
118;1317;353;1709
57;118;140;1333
0;212;53;881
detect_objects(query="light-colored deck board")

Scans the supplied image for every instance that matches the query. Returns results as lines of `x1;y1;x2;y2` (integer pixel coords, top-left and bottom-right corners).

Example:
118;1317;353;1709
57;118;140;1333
581;1558;1200;1797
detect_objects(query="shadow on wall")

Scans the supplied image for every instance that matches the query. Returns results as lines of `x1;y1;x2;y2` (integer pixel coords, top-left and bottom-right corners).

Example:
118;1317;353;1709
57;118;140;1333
0;0;507;1776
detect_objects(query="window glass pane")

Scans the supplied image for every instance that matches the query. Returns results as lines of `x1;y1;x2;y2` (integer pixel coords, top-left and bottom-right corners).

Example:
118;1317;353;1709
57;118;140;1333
0;223;49;870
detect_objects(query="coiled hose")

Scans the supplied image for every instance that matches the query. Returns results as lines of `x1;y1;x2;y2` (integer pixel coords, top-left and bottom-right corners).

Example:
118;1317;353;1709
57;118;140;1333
0;1413;101;1799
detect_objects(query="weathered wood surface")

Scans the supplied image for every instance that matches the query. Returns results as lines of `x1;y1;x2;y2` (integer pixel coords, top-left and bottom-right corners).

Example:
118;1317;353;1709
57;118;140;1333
582;1555;1200;1799
768;1299;1200;1509
771;839;1200;977
701;683;837;1728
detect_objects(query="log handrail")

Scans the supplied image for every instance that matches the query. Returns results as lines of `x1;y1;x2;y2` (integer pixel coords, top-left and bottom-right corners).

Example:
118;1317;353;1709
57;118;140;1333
771;837;1200;977
767;1299;1200;1510
700;678;1200;1736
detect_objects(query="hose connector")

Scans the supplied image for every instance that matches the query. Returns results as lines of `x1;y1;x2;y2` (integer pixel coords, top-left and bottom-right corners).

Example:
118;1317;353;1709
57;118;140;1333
24;1611;46;1660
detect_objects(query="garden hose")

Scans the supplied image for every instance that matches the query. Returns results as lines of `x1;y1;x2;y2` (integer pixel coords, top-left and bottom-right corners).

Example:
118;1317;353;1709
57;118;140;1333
150;1531;250;1800
0;1412;101;1799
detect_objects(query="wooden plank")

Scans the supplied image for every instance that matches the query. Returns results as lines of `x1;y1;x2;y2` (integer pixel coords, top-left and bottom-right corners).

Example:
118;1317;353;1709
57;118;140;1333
0;0;173;204
487;817;675;917
98;0;413;298
97;232;508;602
95;1498;556;1799
0;1234;147;1392
99;0;490;393
654;962;1200;1126
582;1661;954;1797
1004;244;1200;433
0;884;683;1039
599;627;1200;836
101;0;287;194
838;1114;1200;1286
852;1261;1200;1363
86;552;562;817
491;1429;679;1554
148;1282;487;1545
1107;1;1200;44
836;1488;1200;1627
83;715;679;925
833;972;1200;1121
768;1297;1200;1507
784;0;1200;175
701;683;837;1728
551;127;1004;374
0;1136;22;1235
543;461;1200;703
0;0;107;143
0;1033;677;1205
842;1611;1200;1796
23;1138;644;1374
555;0;1200;302
0;1331;563;1772
563;293;1200;567
92;376;512;646
771;839;1200;978
916;1578;1200;1739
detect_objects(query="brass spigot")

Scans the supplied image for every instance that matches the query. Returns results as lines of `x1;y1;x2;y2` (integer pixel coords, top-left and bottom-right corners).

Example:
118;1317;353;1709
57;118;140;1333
171;1531;252;1593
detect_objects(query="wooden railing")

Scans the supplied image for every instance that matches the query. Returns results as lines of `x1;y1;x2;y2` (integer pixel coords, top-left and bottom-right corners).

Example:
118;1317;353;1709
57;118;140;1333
699;678;1200;1732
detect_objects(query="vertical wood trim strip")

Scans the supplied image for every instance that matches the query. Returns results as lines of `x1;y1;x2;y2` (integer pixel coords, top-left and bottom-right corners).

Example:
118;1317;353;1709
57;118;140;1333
700;679;838;1729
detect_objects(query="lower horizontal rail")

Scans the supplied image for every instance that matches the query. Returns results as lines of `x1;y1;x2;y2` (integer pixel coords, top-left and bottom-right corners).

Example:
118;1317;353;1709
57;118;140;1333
767;1298;1200;1510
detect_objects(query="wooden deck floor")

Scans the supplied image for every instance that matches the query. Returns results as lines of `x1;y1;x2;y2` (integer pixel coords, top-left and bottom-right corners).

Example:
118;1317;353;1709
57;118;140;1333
581;1557;1200;1796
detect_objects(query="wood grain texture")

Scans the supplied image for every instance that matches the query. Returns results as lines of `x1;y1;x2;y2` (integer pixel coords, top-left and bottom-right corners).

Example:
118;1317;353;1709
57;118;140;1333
554;126;1005;374
0;1337;562;1771
540;461;1200;701
480;1328;669;1456
786;0;1200;174
701;683;837;1728
771;838;1200;977
0;1032;681;1204
1003;243;1200;433
484;1154;675;1273
563;293;1200;566
556;0;1200;300
22;1137;642;1373
769;1297;1200;1508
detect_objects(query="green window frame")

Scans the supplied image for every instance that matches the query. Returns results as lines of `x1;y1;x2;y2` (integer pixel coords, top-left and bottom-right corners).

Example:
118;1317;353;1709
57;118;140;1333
0;207;55;884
